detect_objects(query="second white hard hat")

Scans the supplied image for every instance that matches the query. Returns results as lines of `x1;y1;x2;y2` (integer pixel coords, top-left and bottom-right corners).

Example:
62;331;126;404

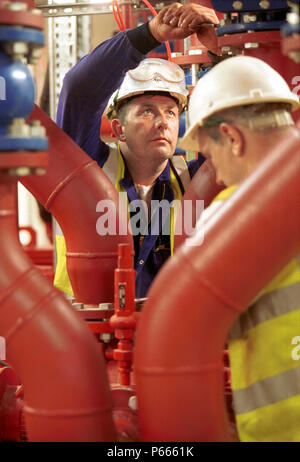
105;58;188;119
180;55;300;152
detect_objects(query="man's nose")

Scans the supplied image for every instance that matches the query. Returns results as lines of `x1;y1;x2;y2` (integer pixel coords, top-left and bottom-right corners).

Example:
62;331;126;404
155;113;168;129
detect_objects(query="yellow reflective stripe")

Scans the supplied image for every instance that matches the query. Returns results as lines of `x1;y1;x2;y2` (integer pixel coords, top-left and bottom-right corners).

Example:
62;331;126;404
229;281;300;339
235;393;300;442
114;146;130;223
171;155;190;192
229;308;300;389
211;184;237;203
169;160;184;256
116;144;125;192
233;365;300;415
53;234;74;295
102;145;119;186
209;183;300;441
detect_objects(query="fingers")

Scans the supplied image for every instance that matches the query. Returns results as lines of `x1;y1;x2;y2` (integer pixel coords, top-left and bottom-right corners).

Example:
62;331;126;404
161;3;182;27
196;26;221;54
156;3;181;22
148;2;219;44
162;4;219;31
148;3;182;42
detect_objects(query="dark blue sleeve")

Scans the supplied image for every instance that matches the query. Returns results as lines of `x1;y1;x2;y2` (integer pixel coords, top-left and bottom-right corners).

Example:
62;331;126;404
187;154;206;179
56;29;151;167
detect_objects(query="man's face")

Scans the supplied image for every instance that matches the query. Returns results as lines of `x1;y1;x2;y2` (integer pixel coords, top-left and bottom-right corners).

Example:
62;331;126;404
120;94;180;164
196;129;235;187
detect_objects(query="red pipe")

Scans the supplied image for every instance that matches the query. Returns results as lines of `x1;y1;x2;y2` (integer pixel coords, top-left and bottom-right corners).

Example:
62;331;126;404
174;159;224;249
134;127;300;441
22;105;133;304
244;45;300;122
121;2;135;29
0;175;117;441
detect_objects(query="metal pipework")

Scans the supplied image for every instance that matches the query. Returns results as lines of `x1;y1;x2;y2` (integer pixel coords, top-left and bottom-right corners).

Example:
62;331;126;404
210;0;300;121
0;0;117;442
0;173;117;442
22;105;134;305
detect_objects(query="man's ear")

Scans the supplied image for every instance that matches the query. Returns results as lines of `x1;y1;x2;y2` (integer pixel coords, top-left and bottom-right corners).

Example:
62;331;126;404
111;118;126;142
219;122;244;157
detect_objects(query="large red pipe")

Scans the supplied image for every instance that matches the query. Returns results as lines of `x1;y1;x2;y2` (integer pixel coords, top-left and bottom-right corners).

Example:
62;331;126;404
134;127;300;441
22;105;133;304
0;175;116;441
244;45;300;122
174;159;223;249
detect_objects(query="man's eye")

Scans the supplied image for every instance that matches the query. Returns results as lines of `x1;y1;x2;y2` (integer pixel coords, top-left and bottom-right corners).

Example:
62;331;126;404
143;108;152;114
168;110;176;117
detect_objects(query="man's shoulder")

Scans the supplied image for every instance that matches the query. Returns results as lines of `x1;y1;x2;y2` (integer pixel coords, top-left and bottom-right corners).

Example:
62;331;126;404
186;155;206;179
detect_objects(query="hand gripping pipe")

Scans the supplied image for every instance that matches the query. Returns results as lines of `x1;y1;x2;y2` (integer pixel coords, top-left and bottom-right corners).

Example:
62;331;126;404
134;127;300;441
174;159;224;249
22;105;133;304
0;175;116;442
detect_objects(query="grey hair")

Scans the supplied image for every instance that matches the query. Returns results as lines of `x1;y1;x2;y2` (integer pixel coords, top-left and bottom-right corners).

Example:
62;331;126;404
200;102;293;141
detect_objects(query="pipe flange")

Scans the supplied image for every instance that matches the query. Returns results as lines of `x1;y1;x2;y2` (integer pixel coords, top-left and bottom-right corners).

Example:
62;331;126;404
0;151;48;177
211;0;291;13
218;30;282;49
0;137;48;151
217;20;288;36
0;119;48;151
0;25;44;46
6;166;47;177
0;26;45;62
0;3;44;30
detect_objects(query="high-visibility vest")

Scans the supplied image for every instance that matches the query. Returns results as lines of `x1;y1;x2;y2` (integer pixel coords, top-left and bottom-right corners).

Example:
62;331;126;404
54;145;190;295
211;186;300;442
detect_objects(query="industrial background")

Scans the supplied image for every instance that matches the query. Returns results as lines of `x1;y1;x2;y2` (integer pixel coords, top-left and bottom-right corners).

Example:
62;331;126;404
0;0;299;442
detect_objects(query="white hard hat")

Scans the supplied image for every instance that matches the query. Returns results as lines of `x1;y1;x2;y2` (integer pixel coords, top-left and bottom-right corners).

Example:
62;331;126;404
105;58;188;119
180;56;300;151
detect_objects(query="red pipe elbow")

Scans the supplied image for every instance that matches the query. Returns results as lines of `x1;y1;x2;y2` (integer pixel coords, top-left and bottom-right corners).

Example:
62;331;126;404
134;129;300;441
22;105;133;304
0;176;116;441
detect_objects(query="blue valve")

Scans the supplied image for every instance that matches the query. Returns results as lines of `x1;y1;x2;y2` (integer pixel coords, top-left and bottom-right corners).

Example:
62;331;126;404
0;50;47;150
0;50;35;126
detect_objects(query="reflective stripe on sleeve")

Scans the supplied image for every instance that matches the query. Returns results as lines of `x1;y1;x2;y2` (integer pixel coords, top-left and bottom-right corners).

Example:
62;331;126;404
233;365;300;415
229;281;300;340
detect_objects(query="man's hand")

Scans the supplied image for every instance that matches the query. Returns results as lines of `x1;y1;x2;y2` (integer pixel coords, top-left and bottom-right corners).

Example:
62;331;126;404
148;2;220;53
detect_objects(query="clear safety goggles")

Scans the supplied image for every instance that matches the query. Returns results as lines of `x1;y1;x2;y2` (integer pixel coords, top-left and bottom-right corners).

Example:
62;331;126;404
128;61;185;84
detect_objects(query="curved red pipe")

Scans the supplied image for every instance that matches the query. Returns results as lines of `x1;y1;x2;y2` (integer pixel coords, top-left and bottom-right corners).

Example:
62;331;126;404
22;105;133;304
0;175;116;441
174;159;224;249
134;128;300;441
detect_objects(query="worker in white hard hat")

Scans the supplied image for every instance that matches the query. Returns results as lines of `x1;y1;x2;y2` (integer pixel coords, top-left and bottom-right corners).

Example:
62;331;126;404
54;2;221;299
181;55;300;442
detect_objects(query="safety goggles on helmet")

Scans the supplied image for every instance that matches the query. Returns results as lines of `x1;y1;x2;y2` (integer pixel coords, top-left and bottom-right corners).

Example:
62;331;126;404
105;58;188;120
128;59;185;83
